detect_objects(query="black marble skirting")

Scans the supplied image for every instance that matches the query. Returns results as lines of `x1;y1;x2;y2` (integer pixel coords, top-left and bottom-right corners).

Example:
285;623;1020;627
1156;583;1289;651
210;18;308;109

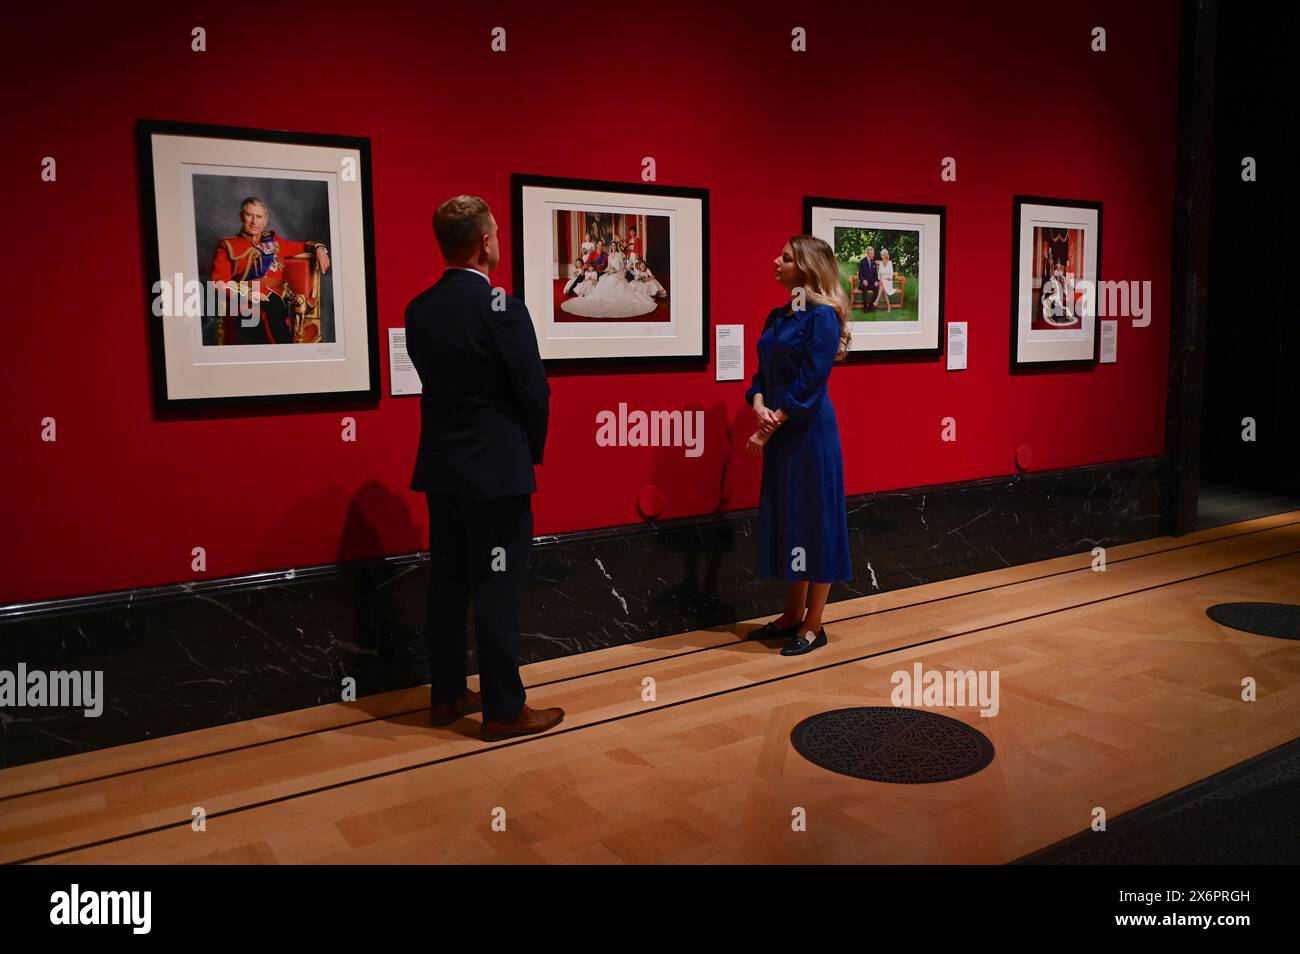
0;455;1169;768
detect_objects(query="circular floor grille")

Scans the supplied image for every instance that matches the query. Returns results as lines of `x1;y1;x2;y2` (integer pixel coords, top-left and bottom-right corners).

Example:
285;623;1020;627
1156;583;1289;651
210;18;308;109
790;706;994;783
1205;602;1300;640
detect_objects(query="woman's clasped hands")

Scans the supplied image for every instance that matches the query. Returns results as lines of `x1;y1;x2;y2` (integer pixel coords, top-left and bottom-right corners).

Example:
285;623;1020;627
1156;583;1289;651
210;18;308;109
747;398;782;456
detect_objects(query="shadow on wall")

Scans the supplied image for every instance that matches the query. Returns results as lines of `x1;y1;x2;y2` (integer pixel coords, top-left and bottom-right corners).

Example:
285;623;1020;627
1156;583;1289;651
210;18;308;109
338;481;422;665
646;400;746;625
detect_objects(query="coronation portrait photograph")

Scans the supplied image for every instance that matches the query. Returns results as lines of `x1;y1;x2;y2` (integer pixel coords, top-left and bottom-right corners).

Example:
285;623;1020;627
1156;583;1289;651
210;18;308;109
139;120;380;408
1010;195;1102;369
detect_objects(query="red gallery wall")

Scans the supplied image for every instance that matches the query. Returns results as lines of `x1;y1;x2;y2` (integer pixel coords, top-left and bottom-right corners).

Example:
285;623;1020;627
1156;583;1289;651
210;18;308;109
0;0;1181;604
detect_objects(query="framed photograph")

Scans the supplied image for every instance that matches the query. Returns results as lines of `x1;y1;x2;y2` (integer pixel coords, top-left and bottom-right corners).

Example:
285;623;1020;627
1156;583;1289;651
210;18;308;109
512;174;709;365
138;119;380;408
804;197;946;357
1010;195;1102;369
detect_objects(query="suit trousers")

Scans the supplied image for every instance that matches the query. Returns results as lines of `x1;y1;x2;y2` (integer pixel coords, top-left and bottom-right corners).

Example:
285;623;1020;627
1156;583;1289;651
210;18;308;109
860;279;880;309
424;492;532;721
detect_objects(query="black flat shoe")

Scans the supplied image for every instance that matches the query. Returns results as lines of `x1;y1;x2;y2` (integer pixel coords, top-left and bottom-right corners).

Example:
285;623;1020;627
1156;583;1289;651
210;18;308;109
748;618;802;641
781;627;827;655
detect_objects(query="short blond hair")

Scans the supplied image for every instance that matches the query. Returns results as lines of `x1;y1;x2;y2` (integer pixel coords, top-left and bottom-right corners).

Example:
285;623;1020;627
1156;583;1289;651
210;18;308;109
433;195;492;261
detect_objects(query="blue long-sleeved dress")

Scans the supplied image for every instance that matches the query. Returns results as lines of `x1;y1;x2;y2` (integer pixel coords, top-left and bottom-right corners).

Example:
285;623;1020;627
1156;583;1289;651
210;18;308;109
745;302;851;583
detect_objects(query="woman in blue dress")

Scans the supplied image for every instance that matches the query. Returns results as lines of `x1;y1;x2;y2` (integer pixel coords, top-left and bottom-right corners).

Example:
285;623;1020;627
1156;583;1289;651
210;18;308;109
744;235;852;655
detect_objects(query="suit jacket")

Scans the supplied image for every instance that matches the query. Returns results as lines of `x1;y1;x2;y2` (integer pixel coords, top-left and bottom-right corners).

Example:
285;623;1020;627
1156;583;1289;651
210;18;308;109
857;257;879;286
405;269;550;497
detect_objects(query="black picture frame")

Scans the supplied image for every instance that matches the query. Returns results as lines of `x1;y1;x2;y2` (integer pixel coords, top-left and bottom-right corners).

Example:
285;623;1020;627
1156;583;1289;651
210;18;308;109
511;173;710;367
1009;194;1104;371
138;119;381;410
803;196;947;359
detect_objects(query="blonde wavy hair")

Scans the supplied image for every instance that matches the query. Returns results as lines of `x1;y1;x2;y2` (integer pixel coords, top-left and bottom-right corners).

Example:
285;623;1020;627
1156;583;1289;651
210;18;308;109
788;234;852;360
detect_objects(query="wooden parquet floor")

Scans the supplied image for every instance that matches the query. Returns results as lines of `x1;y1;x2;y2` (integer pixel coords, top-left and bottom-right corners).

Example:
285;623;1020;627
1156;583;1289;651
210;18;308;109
3;511;1298;864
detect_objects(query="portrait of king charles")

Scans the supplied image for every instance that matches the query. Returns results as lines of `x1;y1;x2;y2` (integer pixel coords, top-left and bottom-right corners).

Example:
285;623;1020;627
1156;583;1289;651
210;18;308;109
208;195;332;346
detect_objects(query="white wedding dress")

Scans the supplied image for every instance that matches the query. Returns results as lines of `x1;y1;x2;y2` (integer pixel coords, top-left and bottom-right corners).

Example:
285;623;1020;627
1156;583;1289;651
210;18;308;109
561;261;657;318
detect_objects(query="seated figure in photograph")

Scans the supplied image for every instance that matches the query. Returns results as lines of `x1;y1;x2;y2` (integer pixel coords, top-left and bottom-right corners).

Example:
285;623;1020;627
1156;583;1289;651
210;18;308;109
562;256;586;296
209;195;330;345
631;259;667;299
607;240;626;276
856;245;879;312
574;264;599;296
873;247;897;311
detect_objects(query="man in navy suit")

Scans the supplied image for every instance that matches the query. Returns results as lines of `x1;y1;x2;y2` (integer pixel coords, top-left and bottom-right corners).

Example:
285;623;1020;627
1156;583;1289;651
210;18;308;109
404;194;563;742
857;245;880;311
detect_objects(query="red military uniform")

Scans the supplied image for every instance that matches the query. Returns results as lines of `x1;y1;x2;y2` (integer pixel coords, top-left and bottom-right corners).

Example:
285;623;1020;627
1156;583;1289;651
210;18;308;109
209;230;323;344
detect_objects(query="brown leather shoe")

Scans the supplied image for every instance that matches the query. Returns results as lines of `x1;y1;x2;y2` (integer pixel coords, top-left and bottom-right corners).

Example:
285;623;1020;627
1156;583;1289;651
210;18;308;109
429;688;482;727
480;704;564;742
